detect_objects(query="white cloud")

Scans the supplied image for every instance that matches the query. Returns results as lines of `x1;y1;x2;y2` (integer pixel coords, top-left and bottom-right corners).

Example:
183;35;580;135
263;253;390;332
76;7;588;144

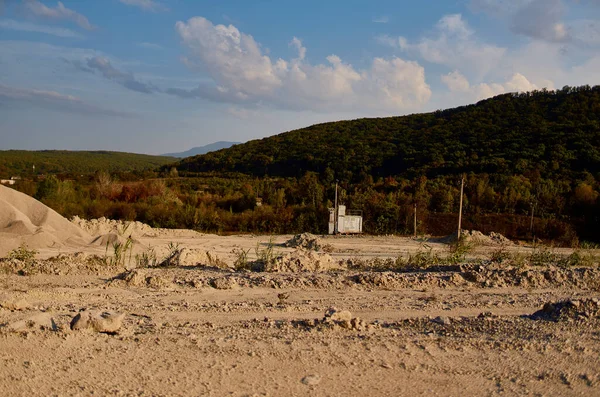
23;0;95;30
0;18;84;38
289;37;306;61
372;16;390;24
388;14;506;80
171;16;431;113
441;70;545;102
118;0;167;12
441;70;470;92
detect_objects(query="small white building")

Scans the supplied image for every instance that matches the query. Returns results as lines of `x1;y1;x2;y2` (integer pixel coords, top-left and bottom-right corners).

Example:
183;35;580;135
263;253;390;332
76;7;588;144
0;179;15;185
329;205;363;234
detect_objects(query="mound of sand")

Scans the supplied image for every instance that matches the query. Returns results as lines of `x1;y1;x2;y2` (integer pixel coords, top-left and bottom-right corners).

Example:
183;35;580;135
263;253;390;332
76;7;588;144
0;185;91;256
440;230;514;246
264;249;342;272
530;299;600;322
284;233;322;251
71;216;202;238
72;216;154;238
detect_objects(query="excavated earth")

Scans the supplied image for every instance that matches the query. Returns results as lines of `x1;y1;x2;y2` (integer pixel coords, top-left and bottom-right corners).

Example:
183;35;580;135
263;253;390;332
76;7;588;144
1;222;599;396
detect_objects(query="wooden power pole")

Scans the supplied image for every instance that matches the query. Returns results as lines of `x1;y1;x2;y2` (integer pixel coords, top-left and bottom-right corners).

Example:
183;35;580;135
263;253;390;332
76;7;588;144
457;175;465;241
413;202;417;238
334;181;339;234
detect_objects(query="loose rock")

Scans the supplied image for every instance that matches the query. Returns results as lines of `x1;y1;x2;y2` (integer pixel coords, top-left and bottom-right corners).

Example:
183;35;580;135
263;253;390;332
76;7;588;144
301;374;321;386
70;310;125;334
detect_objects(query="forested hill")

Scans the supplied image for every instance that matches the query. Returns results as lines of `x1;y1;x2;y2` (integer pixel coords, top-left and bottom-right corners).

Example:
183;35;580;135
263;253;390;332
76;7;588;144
0;151;176;176
174;86;600;181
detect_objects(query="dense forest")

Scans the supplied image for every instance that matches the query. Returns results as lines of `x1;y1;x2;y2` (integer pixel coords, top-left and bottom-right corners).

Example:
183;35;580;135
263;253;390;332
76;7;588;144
0;150;175;176
5;86;600;245
173;85;600;181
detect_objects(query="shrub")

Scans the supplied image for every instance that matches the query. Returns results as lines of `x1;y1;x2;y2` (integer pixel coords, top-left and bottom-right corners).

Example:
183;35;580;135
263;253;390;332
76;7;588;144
7;244;37;262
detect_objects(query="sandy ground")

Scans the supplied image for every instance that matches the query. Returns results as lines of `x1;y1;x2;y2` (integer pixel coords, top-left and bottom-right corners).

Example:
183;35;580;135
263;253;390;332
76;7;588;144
1;228;600;397
1;187;599;396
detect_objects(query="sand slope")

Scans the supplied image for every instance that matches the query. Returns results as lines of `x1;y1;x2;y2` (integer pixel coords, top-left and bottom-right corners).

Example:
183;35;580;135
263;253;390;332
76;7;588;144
0;185;91;256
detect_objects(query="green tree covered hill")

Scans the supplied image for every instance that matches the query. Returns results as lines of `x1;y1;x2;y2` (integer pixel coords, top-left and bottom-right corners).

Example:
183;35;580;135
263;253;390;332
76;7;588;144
0;150;176;177
175;86;600;182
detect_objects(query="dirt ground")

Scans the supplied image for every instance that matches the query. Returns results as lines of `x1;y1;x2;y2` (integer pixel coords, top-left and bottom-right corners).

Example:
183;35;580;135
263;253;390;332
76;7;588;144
1;229;600;396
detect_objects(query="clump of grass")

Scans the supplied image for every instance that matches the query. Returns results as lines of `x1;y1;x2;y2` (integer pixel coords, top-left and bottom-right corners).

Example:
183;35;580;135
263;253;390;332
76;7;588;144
159;242;184;267
206;250;228;269
528;246;560;267
578;241;600;250
445;238;474;265
135;244;158;268
7;244;37;263
488;244;515;264
232;247;251;270
557;250;598;268
104;236;134;268
256;237;277;266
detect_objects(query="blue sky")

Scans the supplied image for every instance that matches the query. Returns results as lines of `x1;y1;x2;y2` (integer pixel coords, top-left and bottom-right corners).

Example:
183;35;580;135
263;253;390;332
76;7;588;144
1;0;599;154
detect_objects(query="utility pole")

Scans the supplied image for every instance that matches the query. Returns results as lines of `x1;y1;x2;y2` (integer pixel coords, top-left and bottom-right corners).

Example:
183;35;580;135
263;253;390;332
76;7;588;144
530;200;535;238
457;174;465;241
413;202;417;238
334;181;339;234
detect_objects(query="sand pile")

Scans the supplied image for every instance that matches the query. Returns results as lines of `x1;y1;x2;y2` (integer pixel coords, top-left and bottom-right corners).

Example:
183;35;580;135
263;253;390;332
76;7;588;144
284;233;323;251
441;230;513;246
71;216;202;239
264;249;342;272
0;185;91;256
294;307;371;331
0;252;123;276
530;299;600;322
72;216;154;238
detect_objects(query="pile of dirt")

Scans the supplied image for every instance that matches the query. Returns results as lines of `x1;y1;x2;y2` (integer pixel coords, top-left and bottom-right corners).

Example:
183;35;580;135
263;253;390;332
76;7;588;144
116;268;175;289
294;307;371;331
0;185;91;256
463;230;514;245
459;264;600;289
264;249;342;272
71;216;154;238
0;252;123;276
72;216;203;239
529;299;600;322
284;233;323;251
440;230;514;246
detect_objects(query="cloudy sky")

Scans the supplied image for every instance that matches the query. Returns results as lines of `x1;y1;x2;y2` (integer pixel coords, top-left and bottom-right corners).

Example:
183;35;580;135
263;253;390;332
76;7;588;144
1;0;599;154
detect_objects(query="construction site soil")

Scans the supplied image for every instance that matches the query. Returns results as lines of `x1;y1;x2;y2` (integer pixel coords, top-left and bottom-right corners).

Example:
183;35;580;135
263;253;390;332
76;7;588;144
1;186;599;396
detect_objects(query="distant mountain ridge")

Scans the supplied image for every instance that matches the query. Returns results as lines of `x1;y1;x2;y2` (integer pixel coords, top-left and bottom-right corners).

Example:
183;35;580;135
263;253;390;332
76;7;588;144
0;150;176;176
162;141;240;158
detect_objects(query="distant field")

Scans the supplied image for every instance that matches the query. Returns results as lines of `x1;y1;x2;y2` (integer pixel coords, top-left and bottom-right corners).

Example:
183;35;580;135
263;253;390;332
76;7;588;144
0;150;176;176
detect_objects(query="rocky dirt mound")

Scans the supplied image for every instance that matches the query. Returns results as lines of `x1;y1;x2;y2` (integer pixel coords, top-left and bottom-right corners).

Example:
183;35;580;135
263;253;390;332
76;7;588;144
0;252;124;276
71;216;154;238
440;230;514;246
284;233;323;251
529;299;600;322
294;307;371;331
0;185;91;256
264;249;342;272
460;264;600;289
